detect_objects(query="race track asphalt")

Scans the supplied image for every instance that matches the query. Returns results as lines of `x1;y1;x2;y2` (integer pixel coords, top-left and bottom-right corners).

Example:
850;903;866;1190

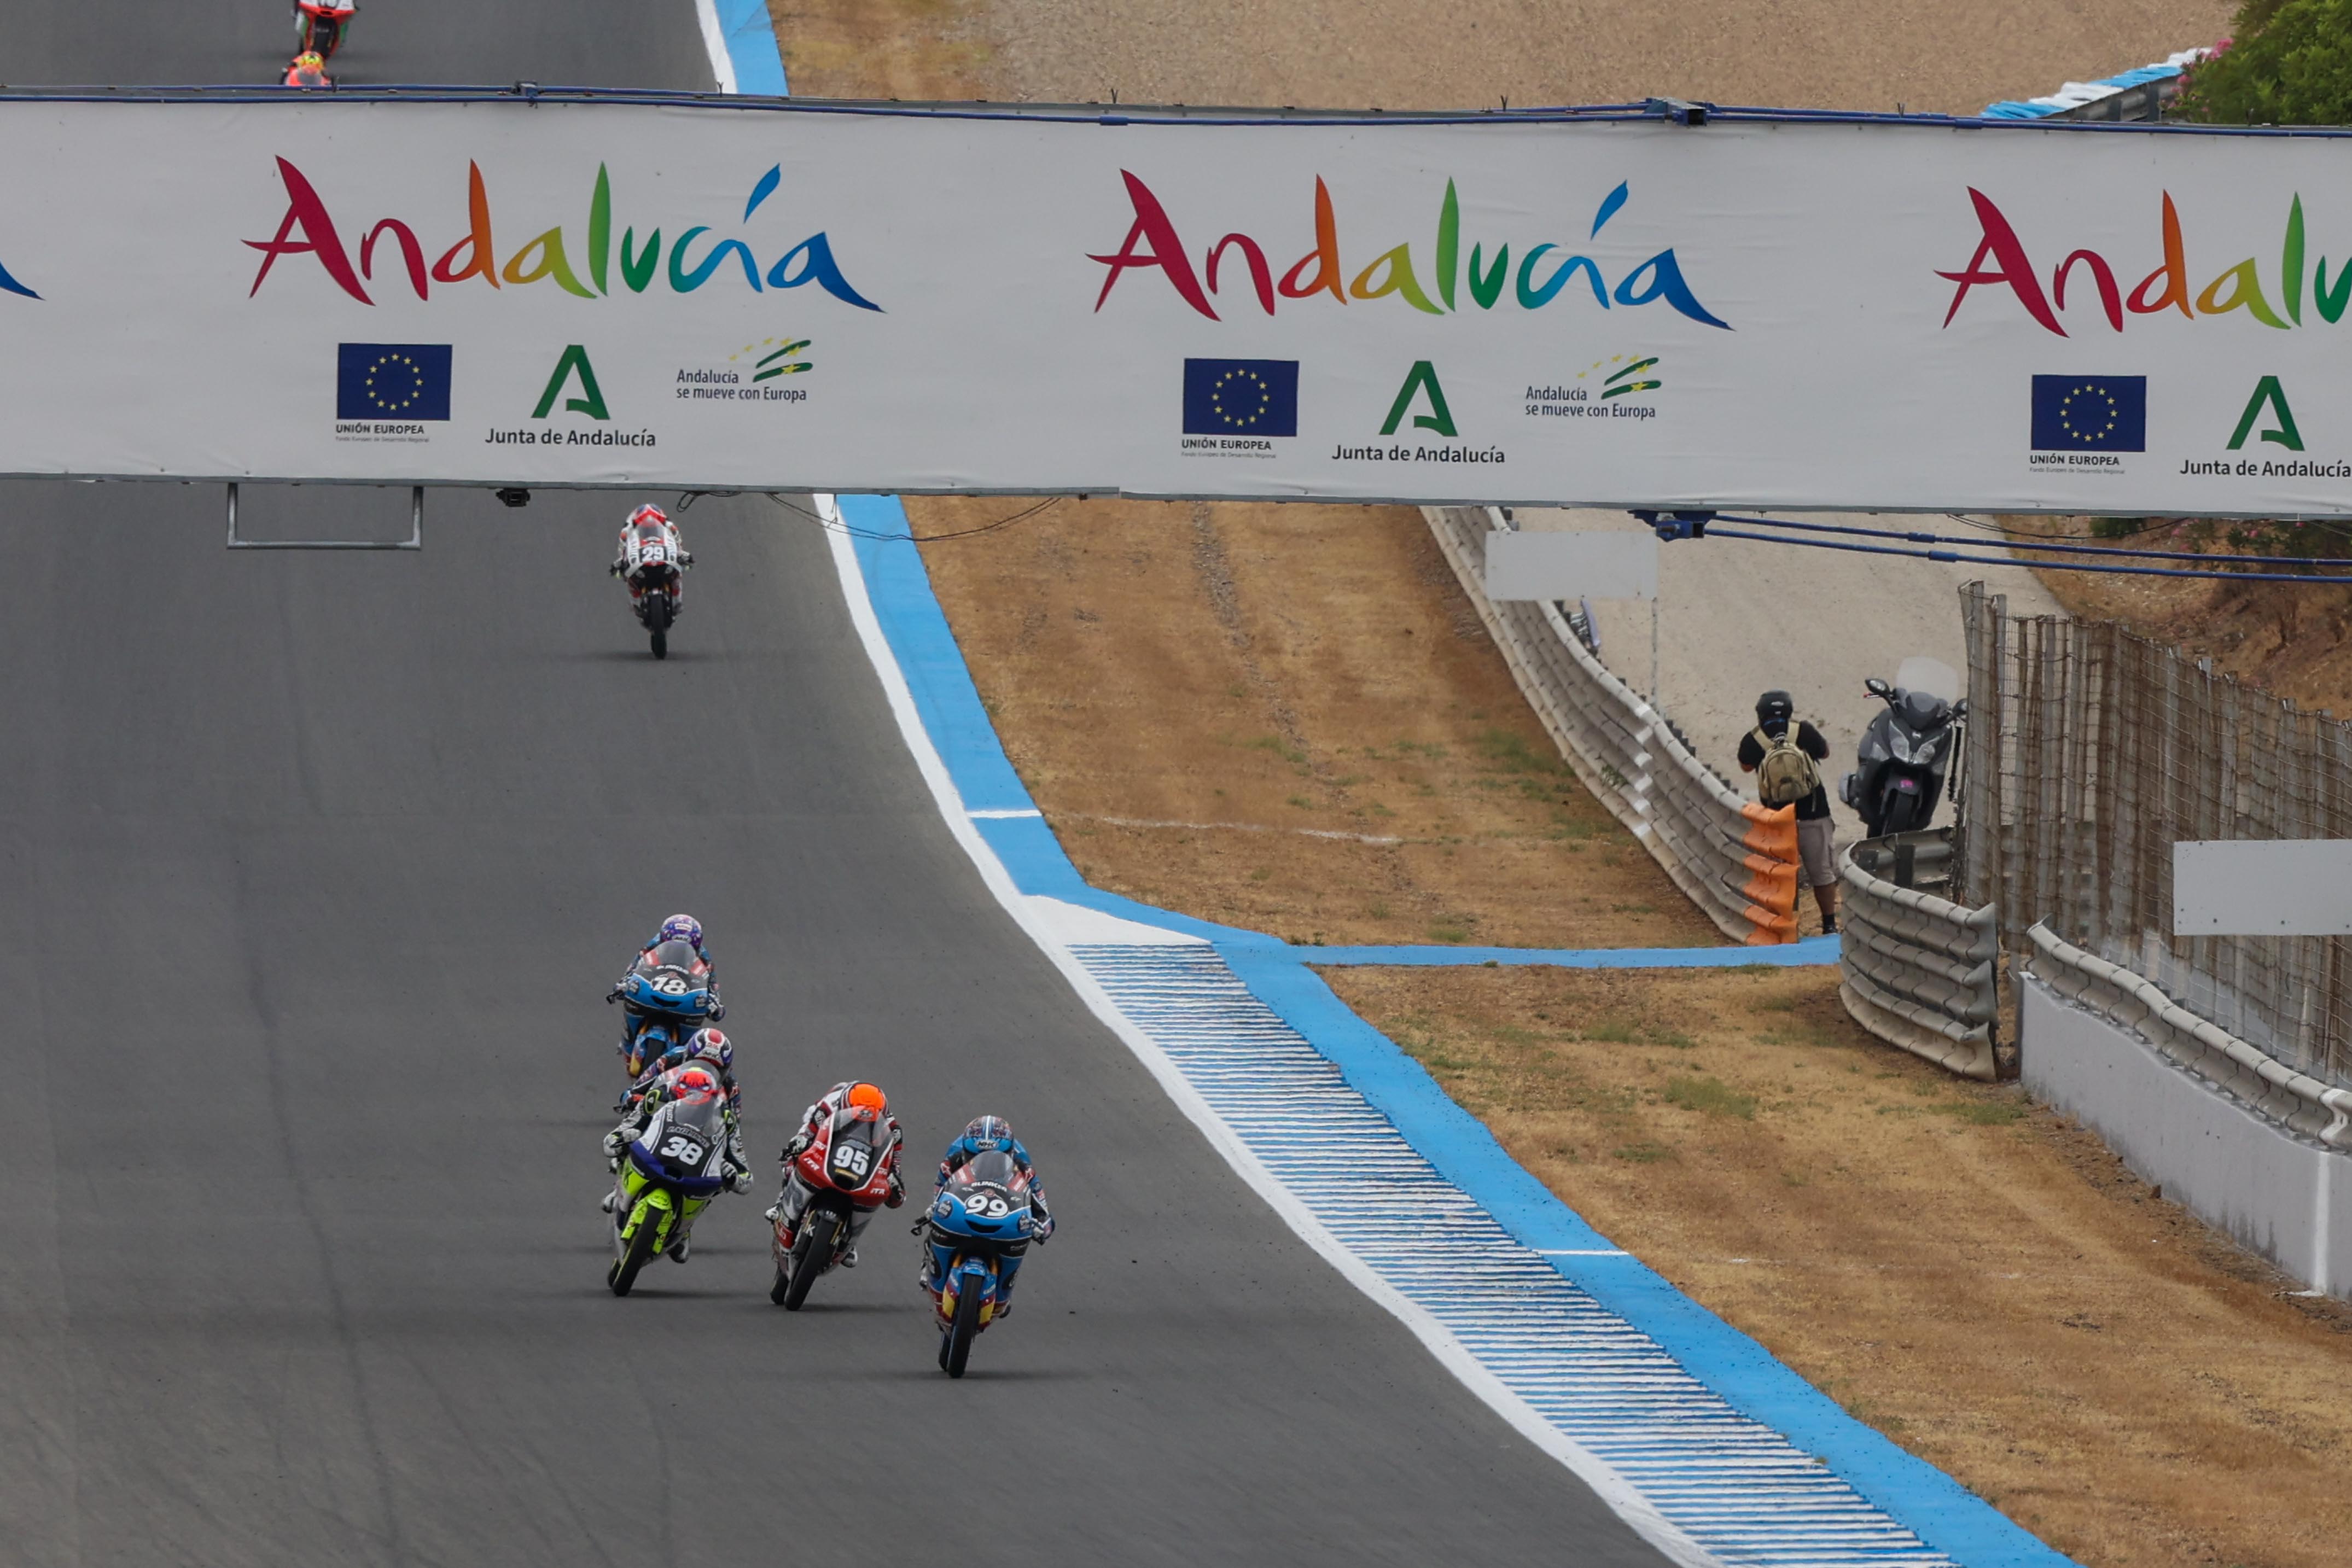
0;8;1676;1565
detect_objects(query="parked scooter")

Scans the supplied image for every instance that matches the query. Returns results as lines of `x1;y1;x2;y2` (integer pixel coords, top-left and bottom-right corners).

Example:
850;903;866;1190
1841;659;1965;837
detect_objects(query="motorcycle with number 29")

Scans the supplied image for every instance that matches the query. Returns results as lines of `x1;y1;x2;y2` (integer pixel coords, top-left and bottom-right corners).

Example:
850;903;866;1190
610;505;693;660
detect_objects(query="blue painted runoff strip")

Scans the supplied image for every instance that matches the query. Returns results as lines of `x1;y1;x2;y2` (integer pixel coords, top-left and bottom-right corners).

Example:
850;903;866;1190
1294;935;1842;967
1221;946;2073;1568
712;0;790;96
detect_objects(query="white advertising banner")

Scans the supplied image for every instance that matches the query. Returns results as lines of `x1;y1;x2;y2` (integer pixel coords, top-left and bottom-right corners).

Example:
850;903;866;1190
1;95;2349;514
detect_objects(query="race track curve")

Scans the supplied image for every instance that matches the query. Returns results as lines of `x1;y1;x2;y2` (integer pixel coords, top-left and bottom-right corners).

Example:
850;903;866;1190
0;6;1674;1565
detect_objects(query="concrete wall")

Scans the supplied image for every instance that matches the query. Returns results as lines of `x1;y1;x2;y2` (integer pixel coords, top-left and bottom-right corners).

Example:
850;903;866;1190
2021;977;2350;1298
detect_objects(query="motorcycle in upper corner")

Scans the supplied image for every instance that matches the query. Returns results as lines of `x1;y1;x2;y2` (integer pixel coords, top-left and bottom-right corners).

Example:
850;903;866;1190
613;512;692;660
607;1068;732;1296
295;0;356;61
1841;663;1966;838
610;937;720;1092
769;1105;900;1311
922;1148;1037;1377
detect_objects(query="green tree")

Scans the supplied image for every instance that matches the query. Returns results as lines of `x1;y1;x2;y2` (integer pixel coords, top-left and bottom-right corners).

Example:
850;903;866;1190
2178;0;2352;126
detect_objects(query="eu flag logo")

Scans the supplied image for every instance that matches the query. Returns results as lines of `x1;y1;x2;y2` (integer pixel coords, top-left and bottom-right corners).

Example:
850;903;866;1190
337;344;452;421
2031;375;2145;452
1184;359;1299;436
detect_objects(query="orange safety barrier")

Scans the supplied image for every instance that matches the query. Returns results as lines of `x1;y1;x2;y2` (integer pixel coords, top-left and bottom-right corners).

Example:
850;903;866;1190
1737;802;1802;944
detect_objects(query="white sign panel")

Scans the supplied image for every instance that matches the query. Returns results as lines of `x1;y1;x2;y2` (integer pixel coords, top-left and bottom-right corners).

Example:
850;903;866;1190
2;95;2350;512
1484;528;1658;600
2174;840;2352;936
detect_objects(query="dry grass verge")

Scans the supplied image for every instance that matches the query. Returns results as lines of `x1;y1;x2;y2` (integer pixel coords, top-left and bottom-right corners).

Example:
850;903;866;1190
912;497;1714;948
1326;962;2352;1568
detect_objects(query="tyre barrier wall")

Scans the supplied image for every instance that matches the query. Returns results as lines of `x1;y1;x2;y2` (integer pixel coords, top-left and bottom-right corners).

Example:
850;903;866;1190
1837;829;2002;1081
2025;923;2352;1149
1423;505;1800;945
2021;922;2352;1299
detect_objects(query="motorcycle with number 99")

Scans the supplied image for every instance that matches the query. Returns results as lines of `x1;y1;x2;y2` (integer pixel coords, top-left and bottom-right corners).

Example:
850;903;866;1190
923;1149;1035;1377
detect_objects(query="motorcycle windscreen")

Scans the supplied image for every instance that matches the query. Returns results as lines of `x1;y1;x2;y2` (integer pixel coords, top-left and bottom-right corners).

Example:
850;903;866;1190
644;1097;727;1179
1893;656;1960;702
953;1149;1024;1192
824;1117;883;1188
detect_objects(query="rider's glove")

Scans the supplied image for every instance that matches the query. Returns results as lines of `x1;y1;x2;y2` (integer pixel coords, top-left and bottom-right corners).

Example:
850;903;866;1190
728;1167;755;1194
602;1129;630;1159
708;1000;726;1023
884;1170;906;1209
679;551;695;567
1032;1212;1054;1243
783;1132;811;1161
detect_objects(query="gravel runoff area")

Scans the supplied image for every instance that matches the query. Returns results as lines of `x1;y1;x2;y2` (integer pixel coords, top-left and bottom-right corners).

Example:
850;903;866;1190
1329;962;2352;1568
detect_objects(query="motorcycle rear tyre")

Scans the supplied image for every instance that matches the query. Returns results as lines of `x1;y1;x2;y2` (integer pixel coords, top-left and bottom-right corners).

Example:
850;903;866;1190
608;1206;663;1297
944;1280;981;1378
781;1209;834;1311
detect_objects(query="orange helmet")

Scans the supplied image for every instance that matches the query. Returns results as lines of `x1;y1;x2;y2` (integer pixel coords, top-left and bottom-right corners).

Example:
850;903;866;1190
845;1082;887;1117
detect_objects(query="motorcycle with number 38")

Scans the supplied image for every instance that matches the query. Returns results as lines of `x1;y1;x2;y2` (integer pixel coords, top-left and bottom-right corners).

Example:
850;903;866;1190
770;1101;901;1311
923;1149;1037;1377
607;1068;732;1296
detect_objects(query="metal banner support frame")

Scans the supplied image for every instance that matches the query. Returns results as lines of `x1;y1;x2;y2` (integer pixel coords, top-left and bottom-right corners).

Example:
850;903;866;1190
225;483;423;550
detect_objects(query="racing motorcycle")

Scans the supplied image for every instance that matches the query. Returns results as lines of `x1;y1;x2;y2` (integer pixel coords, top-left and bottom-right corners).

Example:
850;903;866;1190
922;1147;1038;1377
769;1101;901;1311
612;509;692;660
1840;658;1967;837
607;936;720;1103
607;1067;733;1296
295;0;356;59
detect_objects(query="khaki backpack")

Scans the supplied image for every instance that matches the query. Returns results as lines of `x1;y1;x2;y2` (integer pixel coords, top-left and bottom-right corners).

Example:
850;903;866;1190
1752;722;1820;808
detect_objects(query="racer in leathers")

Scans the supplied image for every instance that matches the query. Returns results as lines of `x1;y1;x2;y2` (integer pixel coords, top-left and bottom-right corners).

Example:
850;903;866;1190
918;1114;1053;1313
606;913;724;1069
609;504;694;592
617;1025;742;1123
601;1063;755;1252
766;1081;905;1266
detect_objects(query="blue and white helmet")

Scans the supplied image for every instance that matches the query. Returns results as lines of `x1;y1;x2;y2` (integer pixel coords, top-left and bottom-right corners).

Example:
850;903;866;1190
963;1114;1012;1151
685;1026;731;1073
657;913;704;952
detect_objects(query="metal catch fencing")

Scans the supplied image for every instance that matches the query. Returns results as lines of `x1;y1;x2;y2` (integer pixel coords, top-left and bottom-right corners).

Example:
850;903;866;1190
1837;829;2001;1080
1959;582;2352;1093
1423;506;1801;945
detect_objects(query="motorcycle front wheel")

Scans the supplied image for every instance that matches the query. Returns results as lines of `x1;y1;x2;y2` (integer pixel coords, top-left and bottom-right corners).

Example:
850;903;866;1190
608;1204;663;1296
1882;791;1925;835
943;1278;982;1378
781;1208;835;1311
